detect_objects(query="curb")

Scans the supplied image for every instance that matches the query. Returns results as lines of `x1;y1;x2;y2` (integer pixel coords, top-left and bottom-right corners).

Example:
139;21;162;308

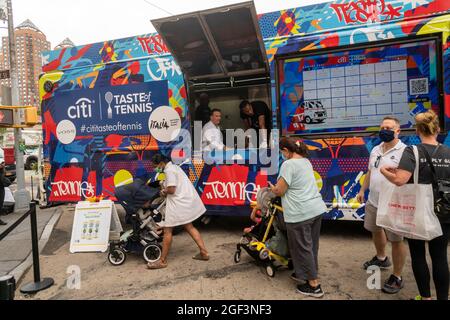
9;207;63;284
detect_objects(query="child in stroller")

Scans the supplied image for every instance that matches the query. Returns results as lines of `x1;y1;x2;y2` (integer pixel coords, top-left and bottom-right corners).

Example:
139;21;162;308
108;179;166;266
234;187;292;277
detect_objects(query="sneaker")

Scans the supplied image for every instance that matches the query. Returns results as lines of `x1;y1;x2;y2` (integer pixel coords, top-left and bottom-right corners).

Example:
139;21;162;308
382;274;404;294
0;219;6;226
296;283;325;298
363;256;392;270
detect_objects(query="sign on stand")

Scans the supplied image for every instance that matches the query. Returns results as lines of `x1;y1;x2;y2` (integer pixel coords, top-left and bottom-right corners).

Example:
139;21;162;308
70;200;118;253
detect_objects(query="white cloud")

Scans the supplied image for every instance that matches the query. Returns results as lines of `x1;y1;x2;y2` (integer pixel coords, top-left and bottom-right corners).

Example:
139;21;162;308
0;0;325;48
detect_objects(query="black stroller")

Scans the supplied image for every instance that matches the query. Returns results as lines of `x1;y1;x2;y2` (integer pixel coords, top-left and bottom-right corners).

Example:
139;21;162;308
108;179;166;266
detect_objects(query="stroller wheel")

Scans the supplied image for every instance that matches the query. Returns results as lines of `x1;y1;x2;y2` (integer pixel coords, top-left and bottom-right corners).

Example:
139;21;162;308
234;251;241;264
108;248;126;266
259;249;270;260
143;244;162;263
266;264;276;278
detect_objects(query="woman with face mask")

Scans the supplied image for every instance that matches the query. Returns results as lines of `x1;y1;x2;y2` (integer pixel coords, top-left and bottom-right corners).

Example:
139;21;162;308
269;137;327;298
381;110;450;300
147;154;209;269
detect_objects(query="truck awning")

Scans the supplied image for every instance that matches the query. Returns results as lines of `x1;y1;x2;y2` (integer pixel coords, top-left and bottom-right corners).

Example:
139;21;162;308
151;1;269;80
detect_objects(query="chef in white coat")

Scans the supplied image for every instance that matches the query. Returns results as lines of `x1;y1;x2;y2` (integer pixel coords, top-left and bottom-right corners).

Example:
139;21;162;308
202;109;228;152
147;154;209;269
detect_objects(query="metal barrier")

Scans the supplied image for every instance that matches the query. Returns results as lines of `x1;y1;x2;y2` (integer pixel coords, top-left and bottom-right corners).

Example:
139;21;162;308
0;201;54;299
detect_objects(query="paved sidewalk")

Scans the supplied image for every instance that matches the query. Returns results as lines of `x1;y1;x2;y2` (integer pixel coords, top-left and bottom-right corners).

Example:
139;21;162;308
0;205;62;280
17;207;440;300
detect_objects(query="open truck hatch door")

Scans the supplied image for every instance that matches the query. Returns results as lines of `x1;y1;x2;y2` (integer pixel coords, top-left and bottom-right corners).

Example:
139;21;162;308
151;1;269;81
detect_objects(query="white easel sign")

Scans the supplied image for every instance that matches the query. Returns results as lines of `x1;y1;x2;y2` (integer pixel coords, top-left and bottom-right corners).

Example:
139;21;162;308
70;200;116;253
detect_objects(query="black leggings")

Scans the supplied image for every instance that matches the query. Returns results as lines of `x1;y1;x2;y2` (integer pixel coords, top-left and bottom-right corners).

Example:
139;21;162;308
408;223;450;300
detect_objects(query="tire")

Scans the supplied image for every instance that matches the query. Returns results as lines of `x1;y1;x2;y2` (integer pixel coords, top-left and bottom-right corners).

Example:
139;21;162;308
266;264;275;277
259;249;270;260
29;159;38;171
108;248;126;266
305;117;312;124
25;157;38;171
234;251;241;264
143;244;162;263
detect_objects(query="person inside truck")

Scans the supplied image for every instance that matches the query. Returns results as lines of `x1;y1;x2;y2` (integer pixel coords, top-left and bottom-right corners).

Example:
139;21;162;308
195;93;212;127
239;100;272;148
202;109;230;152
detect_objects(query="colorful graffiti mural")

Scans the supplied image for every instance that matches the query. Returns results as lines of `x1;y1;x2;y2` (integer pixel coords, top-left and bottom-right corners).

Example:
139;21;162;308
41;0;450;220
259;0;450;220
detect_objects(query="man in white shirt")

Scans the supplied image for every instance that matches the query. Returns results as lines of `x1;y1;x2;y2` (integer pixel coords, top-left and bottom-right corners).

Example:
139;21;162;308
202;109;227;152
356;116;407;294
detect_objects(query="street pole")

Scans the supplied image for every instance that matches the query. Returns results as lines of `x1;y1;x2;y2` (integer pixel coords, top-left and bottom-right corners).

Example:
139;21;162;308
7;0;30;210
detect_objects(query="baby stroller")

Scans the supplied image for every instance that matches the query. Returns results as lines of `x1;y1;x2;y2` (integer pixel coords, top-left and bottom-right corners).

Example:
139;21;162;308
234;187;292;277
108;179;166;266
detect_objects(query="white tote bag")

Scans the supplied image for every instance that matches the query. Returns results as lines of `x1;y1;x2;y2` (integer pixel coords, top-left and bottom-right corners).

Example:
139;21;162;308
376;146;443;241
4;187;15;204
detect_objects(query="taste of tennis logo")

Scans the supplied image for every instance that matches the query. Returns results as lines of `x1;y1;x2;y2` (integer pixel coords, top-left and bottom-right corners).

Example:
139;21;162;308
149;106;181;142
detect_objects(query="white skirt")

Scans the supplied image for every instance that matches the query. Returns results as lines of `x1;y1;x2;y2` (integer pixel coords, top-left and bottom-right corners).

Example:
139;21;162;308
162;196;206;227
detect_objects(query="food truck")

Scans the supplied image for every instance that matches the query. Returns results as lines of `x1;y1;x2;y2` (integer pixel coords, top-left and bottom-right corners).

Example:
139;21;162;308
40;0;450;221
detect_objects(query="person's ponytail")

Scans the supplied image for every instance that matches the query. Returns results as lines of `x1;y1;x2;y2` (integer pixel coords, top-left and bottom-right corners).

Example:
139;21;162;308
295;140;308;157
280;137;308;157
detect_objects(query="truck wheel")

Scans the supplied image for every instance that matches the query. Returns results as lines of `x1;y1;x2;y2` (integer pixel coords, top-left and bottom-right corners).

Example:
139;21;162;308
305;117;312;124
26;158;38;171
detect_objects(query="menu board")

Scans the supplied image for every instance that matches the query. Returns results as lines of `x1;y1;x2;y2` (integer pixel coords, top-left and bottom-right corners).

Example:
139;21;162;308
278;38;440;135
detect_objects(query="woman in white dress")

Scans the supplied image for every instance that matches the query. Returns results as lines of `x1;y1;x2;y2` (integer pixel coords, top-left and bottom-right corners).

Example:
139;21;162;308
147;154;209;269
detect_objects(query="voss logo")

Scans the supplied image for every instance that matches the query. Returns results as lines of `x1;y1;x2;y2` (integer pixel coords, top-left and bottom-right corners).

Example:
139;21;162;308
68;98;93;119
56;120;77;145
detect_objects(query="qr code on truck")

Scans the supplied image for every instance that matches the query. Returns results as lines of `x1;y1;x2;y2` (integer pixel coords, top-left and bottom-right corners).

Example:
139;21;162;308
409;78;429;95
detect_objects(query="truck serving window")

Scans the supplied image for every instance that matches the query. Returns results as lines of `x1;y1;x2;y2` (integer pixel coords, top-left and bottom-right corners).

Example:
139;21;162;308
276;36;442;136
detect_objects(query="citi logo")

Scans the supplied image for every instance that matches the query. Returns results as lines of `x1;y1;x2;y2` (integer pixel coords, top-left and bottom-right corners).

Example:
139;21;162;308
68;98;93;119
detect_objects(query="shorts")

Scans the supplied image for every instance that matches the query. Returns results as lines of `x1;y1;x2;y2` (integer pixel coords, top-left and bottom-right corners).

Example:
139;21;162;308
364;202;404;242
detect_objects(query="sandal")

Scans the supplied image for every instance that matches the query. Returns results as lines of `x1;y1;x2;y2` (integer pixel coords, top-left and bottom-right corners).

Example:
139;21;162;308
193;253;210;261
147;260;168;269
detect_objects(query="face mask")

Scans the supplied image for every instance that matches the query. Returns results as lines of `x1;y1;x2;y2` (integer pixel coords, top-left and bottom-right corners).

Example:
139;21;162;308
379;129;395;143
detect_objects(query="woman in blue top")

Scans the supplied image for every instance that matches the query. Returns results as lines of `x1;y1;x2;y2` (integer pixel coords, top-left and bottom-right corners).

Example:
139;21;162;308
269;137;327;298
